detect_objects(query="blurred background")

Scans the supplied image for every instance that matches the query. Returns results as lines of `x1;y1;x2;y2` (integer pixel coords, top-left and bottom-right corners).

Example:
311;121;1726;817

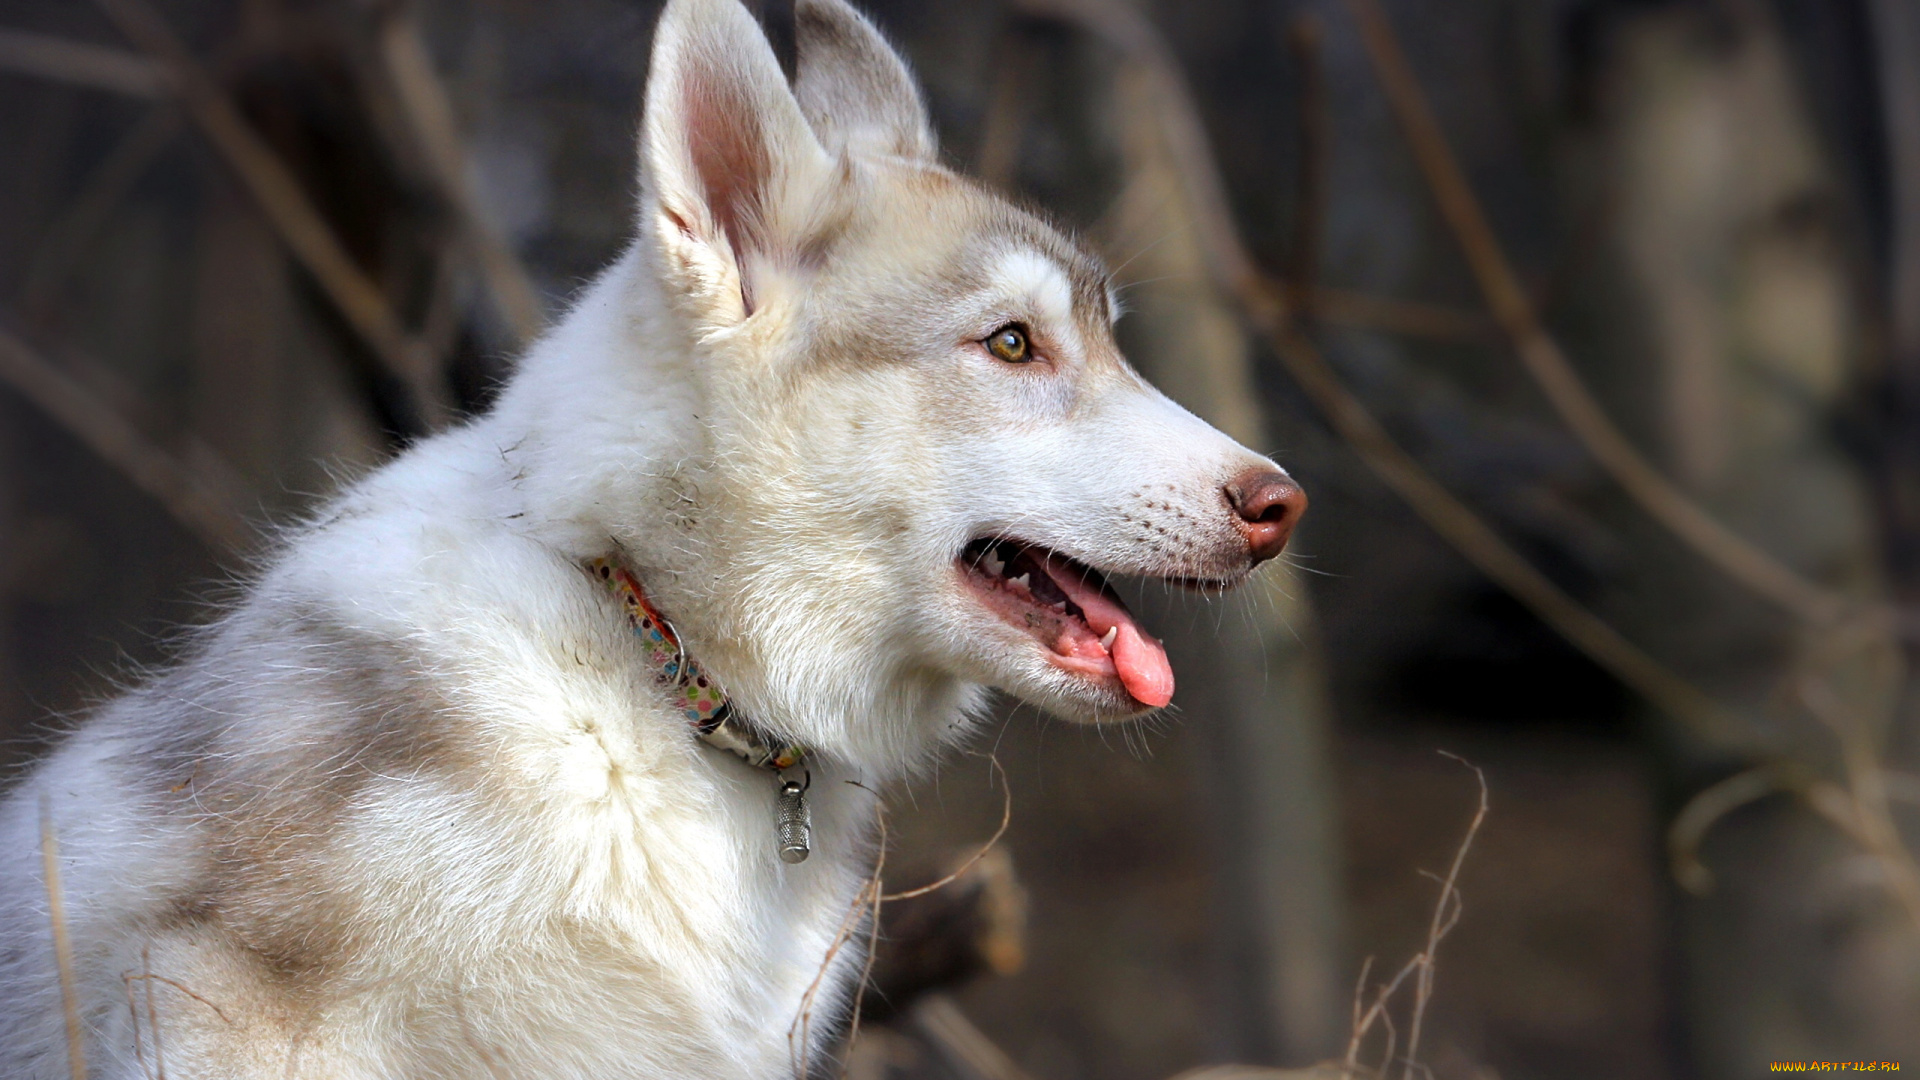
2;0;1918;1077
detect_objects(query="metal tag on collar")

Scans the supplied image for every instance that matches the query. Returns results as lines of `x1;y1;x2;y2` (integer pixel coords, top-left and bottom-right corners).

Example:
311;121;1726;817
776;772;811;864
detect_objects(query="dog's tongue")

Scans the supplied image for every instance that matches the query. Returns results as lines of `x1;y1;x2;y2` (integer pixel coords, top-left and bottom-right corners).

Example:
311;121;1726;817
1038;553;1175;708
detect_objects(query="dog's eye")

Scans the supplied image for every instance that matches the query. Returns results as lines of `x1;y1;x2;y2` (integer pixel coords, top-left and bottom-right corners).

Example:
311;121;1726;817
985;324;1032;364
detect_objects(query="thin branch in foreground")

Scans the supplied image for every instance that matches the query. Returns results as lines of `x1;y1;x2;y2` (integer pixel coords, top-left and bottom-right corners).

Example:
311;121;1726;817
39;798;88;1080
1341;0;1875;633
89;0;452;432
141;948;165;1080
1338;755;1488;1080
0;327;253;551
790;793;888;1080
882;754;1012;902
121;972;149;1080
1400;753;1487;1080
1305;288;1497;345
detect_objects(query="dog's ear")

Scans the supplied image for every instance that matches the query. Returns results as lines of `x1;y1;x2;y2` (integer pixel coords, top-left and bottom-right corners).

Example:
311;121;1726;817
793;0;936;161
640;0;832;320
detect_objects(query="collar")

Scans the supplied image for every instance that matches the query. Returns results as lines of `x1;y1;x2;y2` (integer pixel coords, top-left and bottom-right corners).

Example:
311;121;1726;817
587;556;807;773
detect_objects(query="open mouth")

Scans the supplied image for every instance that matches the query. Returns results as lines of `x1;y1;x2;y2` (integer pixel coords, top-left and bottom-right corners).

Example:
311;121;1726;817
957;538;1175;709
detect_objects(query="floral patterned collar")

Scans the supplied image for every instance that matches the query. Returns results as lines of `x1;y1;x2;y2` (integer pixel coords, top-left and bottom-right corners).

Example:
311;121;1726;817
586;556;807;772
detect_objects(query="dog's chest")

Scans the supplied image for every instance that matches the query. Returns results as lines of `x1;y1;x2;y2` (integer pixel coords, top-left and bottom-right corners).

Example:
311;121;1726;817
364;652;875;1076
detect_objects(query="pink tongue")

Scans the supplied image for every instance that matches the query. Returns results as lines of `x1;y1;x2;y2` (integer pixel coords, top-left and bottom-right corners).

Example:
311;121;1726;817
1038;554;1175;708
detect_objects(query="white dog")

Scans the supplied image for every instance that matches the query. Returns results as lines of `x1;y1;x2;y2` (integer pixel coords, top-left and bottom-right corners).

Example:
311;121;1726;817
0;0;1304;1075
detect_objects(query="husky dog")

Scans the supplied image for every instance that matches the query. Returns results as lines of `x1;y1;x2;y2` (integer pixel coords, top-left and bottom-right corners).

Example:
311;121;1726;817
0;0;1303;1075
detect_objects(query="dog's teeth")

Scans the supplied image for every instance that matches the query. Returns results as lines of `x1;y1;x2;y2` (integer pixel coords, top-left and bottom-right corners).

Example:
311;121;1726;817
1100;626;1118;650
1009;573;1030;590
983;552;1005;576
1051;601;1068;612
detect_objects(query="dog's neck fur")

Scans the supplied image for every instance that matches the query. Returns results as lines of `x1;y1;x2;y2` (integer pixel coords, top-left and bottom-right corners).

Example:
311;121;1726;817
472;241;983;783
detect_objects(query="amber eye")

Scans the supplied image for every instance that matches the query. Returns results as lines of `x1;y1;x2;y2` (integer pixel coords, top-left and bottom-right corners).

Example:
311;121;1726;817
985;324;1032;364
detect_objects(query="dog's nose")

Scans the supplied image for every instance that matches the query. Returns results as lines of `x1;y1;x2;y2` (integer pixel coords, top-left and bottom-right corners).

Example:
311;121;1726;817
1224;469;1307;565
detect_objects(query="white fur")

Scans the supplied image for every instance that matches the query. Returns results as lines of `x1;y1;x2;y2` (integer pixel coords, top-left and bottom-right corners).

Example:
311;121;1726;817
0;1;1291;1076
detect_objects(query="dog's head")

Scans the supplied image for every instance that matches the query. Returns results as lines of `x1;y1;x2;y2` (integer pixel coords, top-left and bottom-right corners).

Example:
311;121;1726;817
621;0;1302;762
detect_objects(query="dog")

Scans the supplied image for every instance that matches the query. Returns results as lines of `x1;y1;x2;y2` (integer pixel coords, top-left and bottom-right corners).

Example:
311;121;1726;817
0;0;1304;1075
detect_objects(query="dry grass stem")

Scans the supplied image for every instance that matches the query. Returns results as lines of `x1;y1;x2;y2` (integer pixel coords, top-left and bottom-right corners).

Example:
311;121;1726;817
838;798;892;1076
882;755;1012;902
39;798;88;1080
790;794;888;1079
90;0;453;430
142;948;165;1080
1340;0;1878;634
1796;678;1920;932
0;27;167;97
121;974;149;1080
1401;754;1488;1080
121;969;232;1027
1667;765;1794;894
0;328;253;551
1338;755;1487;1080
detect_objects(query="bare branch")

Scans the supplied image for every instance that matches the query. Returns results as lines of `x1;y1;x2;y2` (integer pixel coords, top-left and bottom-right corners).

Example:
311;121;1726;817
0;327;253;551
1667;766;1794;895
1401;754;1488;1080
882;754;1012;902
1306;288;1497;345
1019;0;1748;749
1341;0;1876;632
89;0;452;430
373;8;543;346
1265;309;1742;744
0;27;166;97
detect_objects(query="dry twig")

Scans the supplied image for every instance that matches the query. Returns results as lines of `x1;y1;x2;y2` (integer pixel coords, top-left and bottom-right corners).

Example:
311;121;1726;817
89;0;452;430
1285;15;1328;306
882;755;1013;903
1339;755;1488;1080
39;798;88;1080
1667;765;1796;894
790;794;888;1079
1797;676;1920;932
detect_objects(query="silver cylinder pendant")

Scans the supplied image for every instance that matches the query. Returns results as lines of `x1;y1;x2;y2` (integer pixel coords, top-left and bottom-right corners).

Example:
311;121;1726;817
776;779;811;864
